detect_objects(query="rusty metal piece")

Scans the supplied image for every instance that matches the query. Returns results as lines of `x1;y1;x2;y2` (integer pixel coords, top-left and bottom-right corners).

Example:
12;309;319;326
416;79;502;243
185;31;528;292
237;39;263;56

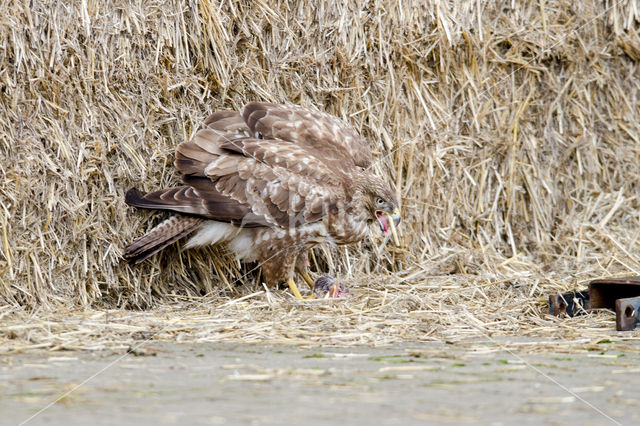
589;276;640;310
615;296;640;331
549;290;590;317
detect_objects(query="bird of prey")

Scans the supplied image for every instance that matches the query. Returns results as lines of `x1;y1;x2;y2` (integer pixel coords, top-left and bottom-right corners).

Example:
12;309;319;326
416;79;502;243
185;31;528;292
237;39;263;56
124;102;400;299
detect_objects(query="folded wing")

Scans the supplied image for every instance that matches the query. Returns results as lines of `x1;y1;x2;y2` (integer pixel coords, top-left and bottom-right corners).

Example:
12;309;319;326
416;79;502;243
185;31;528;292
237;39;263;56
242;102;372;168
138;103;367;229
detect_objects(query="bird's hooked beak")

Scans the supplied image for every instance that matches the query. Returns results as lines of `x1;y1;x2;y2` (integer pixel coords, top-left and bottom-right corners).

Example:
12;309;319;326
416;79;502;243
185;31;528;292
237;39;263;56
375;209;401;246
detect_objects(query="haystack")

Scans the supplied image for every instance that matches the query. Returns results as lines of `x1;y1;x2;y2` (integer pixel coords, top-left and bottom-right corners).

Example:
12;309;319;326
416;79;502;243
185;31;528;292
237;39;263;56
1;0;639;349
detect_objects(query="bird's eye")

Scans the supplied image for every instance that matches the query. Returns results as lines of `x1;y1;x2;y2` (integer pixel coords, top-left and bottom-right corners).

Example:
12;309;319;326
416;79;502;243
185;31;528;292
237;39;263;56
375;197;385;206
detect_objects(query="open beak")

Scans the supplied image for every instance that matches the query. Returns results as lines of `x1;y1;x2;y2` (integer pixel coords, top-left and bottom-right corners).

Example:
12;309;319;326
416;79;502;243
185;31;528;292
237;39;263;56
376;209;401;246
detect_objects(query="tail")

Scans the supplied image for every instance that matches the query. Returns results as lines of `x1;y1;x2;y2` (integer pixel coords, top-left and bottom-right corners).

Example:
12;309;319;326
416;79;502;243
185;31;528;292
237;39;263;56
124;187;197;212
124;214;205;264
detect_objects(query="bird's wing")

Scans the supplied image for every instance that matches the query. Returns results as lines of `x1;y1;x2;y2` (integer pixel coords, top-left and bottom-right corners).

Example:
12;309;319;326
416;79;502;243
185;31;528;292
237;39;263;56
149;110;348;229
208;138;343;228
242;102;373;168
175;110;249;176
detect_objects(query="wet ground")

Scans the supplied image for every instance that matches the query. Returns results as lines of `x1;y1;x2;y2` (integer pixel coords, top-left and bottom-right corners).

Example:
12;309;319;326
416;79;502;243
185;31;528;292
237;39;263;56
2;339;638;425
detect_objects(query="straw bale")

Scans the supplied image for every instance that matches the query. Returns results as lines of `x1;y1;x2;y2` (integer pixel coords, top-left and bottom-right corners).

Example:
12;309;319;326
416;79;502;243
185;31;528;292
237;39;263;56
0;0;639;349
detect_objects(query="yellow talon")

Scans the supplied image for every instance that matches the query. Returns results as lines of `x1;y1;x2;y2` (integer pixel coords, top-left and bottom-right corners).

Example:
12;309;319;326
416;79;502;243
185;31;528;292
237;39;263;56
287;278;315;300
300;272;315;290
287;279;304;299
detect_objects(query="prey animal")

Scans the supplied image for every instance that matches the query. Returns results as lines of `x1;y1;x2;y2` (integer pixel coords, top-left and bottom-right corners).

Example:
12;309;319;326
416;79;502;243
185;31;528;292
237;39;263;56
124;102;400;299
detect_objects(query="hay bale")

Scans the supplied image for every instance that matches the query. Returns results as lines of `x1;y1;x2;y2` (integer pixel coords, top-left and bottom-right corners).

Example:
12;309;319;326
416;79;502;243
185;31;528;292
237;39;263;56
0;0;639;313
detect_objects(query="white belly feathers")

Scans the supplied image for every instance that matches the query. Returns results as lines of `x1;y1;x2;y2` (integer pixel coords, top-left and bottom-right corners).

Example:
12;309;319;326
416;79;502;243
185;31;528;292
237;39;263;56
185;220;333;262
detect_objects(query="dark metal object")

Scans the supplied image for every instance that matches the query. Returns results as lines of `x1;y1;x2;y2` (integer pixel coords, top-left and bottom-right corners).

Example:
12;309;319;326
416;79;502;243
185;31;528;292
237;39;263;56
549;277;640;330
549;290;590;317
615;296;640;331
589;276;640;310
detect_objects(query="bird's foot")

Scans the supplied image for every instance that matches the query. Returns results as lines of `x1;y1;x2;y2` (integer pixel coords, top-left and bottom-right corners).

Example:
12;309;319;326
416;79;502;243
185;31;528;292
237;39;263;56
287;276;349;300
313;275;350;299
300;272;315;290
286;279;314;300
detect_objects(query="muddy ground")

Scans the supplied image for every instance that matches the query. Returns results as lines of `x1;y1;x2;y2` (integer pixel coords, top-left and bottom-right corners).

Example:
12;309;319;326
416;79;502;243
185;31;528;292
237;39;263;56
2;338;639;425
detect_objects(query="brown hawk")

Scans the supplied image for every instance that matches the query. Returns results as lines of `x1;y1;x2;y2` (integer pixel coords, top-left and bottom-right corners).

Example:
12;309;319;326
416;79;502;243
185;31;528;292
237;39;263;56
124;102;400;299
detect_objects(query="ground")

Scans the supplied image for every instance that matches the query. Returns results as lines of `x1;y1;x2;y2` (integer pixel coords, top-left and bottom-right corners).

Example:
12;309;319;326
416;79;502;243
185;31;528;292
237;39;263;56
3;338;638;425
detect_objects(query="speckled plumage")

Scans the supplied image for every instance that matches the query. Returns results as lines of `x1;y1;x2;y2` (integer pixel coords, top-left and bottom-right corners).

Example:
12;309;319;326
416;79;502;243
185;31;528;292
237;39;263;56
124;102;398;289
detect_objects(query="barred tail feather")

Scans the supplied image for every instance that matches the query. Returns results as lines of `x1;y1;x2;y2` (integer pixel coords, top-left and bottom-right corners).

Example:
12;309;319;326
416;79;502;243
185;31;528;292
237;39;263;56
124;215;204;264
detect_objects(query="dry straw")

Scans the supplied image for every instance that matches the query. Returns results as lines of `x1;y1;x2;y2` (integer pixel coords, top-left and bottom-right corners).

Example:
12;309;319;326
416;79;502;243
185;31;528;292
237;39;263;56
1;0;639;351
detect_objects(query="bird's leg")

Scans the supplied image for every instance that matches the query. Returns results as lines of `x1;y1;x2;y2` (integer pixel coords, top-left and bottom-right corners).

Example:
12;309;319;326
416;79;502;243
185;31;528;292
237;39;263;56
300;272;315;290
295;251;316;292
262;252;309;299
265;251;315;299
286;279;304;300
288;276;316;300
300;273;317;299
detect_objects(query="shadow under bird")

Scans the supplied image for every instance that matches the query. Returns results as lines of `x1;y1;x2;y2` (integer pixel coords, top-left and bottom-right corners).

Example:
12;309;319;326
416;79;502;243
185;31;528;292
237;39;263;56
124;102;400;299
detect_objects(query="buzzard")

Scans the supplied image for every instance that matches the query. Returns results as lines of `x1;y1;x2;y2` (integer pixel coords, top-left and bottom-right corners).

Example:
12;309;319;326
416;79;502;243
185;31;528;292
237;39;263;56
124;102;400;299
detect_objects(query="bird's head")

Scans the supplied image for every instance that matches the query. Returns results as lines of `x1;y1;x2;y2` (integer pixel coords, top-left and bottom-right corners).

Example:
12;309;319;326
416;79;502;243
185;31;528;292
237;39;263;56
358;173;401;245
